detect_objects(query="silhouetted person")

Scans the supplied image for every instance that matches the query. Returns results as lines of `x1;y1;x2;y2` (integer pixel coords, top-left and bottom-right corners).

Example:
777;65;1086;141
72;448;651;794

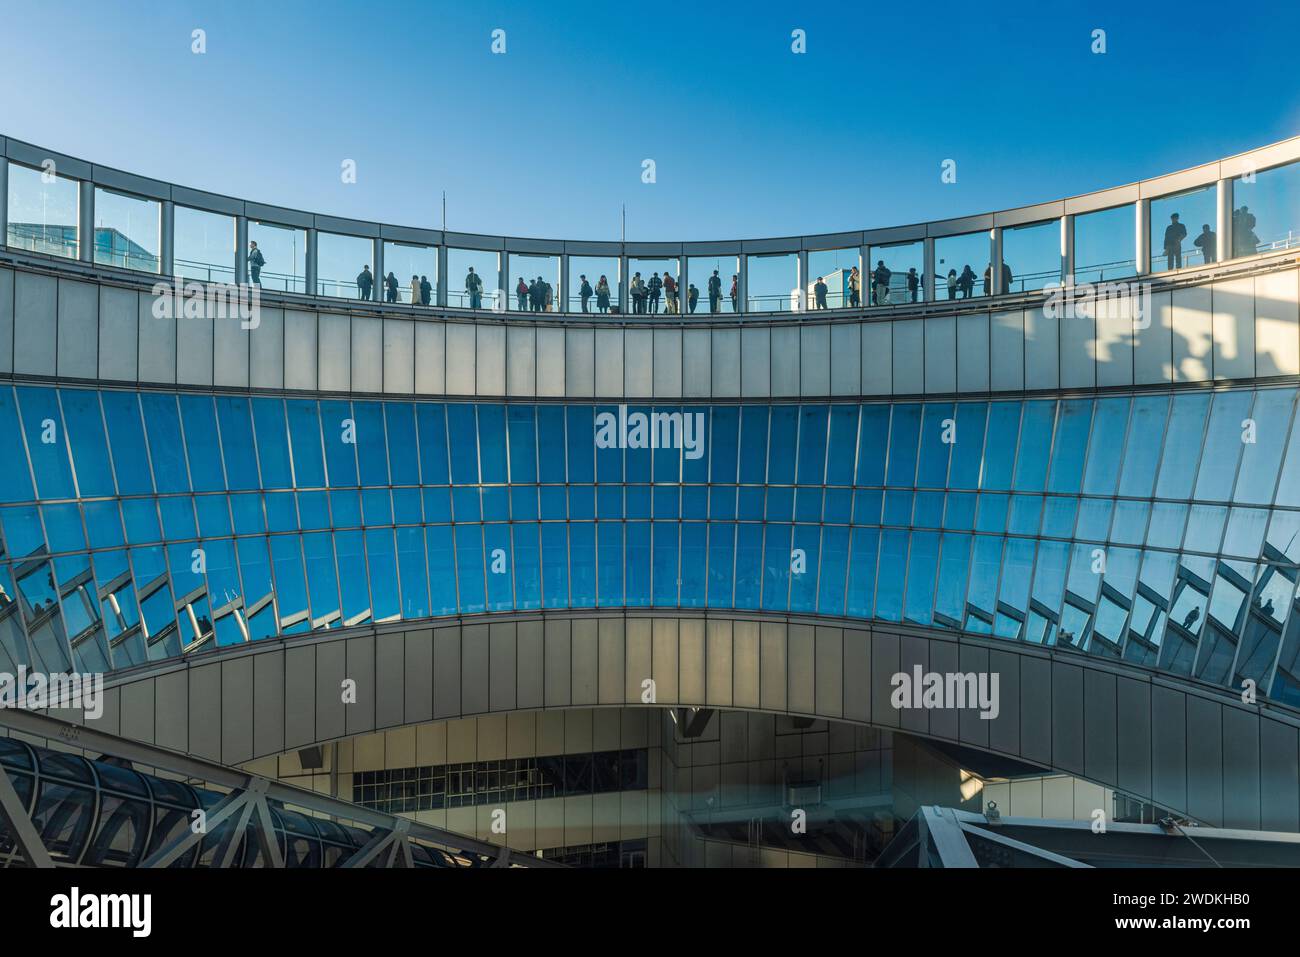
1163;213;1187;270
906;267;920;302
529;277;544;312
647;271;662;313
983;264;992;296
357;265;374;300
663;272;678;313
688;283;699;313
1233;205;1259;258
813;276;828;309
1001;261;1013;293
410;274;420;304
1194;224;1217;264
945;268;957;300
579;275;593;313
730;274;739;312
517;277;529;311
708;270;722;313
958;265;976;298
596;275;611;313
872;260;891;305
384;271;399;303
247;241;265;285
466;267;483;309
848;265;861;307
1182;606;1201;631
419;275;432;305
630;272;645;314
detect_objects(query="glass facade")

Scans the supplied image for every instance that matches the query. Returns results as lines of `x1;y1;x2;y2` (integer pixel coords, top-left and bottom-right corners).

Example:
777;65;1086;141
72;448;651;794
1;384;1299;705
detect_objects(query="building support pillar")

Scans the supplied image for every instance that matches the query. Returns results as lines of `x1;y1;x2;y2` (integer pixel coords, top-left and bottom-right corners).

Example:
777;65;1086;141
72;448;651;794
373;237;384;302
1217;178;1233;264
78;179;94;263
737;253;748;316
305;227;318;297
1060;214;1075;284
160;199;174;277
0;160;8;250
559;254;570;313
796;249;809;312
235;216;249;284
921;238;935;302
1135;199;1151;275
989;227;1004;295
437;245;448;307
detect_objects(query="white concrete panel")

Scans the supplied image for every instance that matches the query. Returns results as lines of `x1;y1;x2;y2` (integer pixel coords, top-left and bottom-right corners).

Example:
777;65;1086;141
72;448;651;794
1134;290;1173;385
283;309;318;391
1255;267;1299;376
212;311;250;388
1171;283;1213;382
535;327;565;397
382;318;415;395
990;309;1024;392
137;290;175;383
800;325;830;396
13;271;56;376
860;322;891;395
475;323;506;396
56;279;98;379
830;323;861;396
891;319;923;394
317;313;351;392
594;328;623;397
506;325;536;396
249;305;284;389
923;315;956;394
1096;296;1135;388
653;328;682;398
350;317;383;393
414;321;446;395
444;323;476;395
1058;305;1096;390
175;304;214;386
956;312;989;392
622;328;652;397
741;326;771;397
559;327;593;397
682;328;711;397
97;286;138;382
1212;276;1255;380
1023;305;1059;390
0;268;12;374
771;327;800;397
711;328;741;397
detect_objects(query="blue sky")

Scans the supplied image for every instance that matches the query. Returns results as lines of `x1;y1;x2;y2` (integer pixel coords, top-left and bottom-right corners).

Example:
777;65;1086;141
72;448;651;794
1;0;1297;242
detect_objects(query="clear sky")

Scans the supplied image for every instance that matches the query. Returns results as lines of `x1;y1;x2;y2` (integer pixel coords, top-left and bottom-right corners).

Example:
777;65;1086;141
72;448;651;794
2;0;1298;242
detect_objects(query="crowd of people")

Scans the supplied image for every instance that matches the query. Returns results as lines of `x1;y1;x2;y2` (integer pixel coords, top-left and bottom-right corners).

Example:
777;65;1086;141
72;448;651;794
261;206;1269;312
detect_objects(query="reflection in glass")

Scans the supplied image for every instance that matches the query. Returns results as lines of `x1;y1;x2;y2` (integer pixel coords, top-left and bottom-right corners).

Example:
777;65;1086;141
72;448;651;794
93;188;159;272
7;161;79;258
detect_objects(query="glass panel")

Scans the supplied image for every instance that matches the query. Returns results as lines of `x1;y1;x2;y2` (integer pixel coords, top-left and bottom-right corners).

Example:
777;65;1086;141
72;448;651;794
247;220;305;293
867;240;923;304
93;188;159;272
806;247;859;310
1150;186;1217;272
382;241;436;305
1073;204;1135;282
447;249;498;310
569;257;620;314
686;255;738;316
7;161;79;258
508;254;559;313
174;206;235;282
628;258;679;316
1232;159;1300;257
1001;220;1059;293
934;232;988;300
317;232;374;301
746;253;797;313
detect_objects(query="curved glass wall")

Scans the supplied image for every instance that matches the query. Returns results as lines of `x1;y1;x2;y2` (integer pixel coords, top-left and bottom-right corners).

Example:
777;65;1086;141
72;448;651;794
1;384;1299;704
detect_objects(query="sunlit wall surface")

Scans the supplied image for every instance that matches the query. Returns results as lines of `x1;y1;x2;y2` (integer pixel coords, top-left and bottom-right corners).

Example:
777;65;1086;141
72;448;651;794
0;385;1298;704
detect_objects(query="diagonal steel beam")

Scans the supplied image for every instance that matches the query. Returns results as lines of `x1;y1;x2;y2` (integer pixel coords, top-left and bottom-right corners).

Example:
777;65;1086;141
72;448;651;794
342;818;410;869
141;781;260;868
0;763;53;868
